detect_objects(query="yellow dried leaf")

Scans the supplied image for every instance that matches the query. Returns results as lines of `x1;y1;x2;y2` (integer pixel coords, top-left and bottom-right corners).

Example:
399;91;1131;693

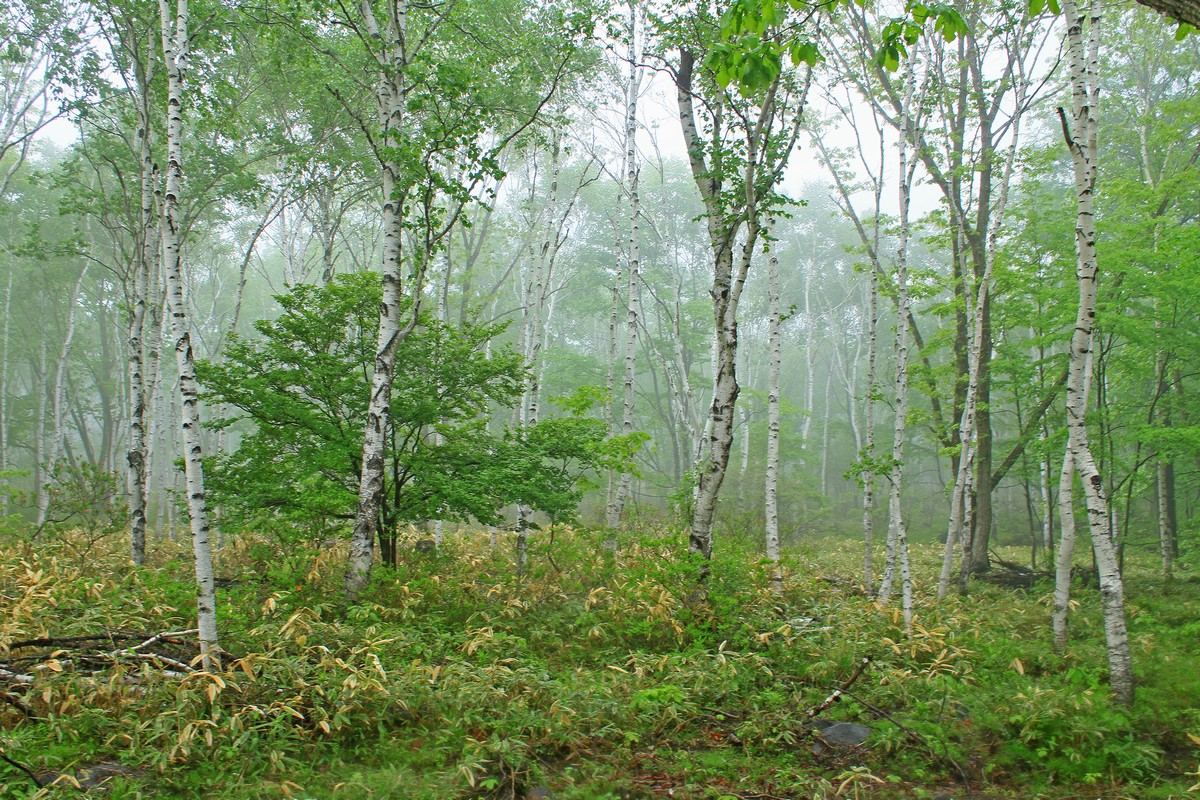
1186;732;1200;746
1010;658;1025;676
319;720;331;734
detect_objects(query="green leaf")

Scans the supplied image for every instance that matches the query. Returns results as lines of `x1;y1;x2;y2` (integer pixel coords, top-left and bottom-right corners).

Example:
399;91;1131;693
790;41;822;66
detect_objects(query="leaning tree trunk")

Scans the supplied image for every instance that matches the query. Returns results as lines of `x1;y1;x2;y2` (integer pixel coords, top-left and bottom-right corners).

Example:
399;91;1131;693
690;233;750;567
1058;0;1133;706
159;0;218;669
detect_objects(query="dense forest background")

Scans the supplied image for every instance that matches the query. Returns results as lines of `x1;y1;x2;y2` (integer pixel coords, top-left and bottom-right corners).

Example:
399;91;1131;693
1;0;1195;569
1;0;1199;795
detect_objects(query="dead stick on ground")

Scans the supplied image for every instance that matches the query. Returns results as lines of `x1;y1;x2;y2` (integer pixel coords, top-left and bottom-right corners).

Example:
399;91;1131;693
0;749;43;789
804;656;872;719
124;629;199;654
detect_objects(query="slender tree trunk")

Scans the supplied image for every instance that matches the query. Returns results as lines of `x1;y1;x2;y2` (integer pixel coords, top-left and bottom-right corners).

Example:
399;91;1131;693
159;0;219;668
861;250;878;594
1058;0;1133;706
129;58;157;566
764;216;783;595
0;270;10;513
880;68;918;624
800;261;815;448
347;0;413;594
145;263;166;539
609;0;643;531
36;256;90;526
1155;344;1174;579
34;339;48;524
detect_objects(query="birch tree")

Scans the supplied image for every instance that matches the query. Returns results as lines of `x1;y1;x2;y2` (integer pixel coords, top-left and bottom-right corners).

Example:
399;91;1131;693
669;7;808;574
763;214;783;595
606;0;645;531
337;0;582;593
158;0;219;668
1054;0;1134;706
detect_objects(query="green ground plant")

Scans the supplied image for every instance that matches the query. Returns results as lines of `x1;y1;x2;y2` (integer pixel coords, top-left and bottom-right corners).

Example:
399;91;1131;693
0;526;1197;799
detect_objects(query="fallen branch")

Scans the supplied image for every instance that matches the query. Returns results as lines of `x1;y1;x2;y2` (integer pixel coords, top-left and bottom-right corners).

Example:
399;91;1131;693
0;691;34;718
804;656;871;720
1;628;201;686
0;749;43;789
125;629;198;654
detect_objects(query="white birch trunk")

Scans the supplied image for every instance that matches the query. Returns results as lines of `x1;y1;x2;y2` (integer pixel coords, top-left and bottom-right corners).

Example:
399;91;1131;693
33;338;46;524
1053;443;1076;651
800;262;815;448
861;252;877;593
159;0;219;668
0;270;10;512
880;66;918;612
609;0;643;531
347;0;413;594
129;60;157;566
145;262;166;539
1058;0;1133;706
764;216;783;595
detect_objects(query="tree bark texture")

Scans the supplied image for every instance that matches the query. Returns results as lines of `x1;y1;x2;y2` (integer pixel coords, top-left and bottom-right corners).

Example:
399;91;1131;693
347;0;411;595
764;215;783;595
1059;0;1134;706
159;0;219;668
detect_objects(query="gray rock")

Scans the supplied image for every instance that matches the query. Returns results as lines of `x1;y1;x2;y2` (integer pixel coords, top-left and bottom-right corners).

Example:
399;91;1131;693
815;721;872;746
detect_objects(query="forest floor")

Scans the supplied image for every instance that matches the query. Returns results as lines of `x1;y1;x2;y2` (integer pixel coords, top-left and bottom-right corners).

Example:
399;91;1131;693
0;524;1198;799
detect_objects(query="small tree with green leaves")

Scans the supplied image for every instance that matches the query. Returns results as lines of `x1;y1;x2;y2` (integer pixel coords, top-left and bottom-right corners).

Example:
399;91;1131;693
199;274;638;566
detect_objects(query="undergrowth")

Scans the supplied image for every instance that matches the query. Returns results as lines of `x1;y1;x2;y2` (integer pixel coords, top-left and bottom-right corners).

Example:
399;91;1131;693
0;526;1197;799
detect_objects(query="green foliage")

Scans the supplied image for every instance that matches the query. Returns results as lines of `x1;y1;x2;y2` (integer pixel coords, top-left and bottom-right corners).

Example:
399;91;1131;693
198;276;638;544
36;462;128;561
1;531;1198;799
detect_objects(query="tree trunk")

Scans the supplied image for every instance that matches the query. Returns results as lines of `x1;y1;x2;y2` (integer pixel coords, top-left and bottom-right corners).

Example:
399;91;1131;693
36;251;90;526
880;64;917;623
159;0;219;669
610;6;643;529
1058;0;1133;706
0;270;10;513
128;53;157;566
34;339;48;526
861;241;878;594
764;216;783;595
347;0;413;595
